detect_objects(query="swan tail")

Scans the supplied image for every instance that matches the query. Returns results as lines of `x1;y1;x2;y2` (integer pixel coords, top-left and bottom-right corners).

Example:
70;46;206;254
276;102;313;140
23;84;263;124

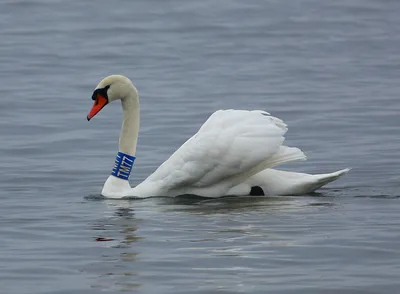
305;168;351;191
280;168;350;195
245;168;350;196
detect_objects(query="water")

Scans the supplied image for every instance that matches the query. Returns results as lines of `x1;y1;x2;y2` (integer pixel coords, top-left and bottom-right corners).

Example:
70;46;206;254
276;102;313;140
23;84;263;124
1;0;400;293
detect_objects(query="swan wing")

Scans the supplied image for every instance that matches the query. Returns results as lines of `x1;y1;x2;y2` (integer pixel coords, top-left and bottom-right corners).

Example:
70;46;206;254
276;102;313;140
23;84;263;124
140;110;304;196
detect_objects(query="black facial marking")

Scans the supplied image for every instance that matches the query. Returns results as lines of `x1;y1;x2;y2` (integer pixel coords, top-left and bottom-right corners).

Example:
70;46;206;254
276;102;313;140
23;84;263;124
250;186;265;196
92;85;110;101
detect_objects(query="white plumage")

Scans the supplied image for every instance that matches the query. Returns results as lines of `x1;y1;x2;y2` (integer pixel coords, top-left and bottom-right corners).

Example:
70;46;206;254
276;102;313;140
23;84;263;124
87;75;349;199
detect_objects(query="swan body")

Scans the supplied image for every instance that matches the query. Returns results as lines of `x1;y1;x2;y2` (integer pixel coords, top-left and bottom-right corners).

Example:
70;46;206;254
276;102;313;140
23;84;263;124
88;75;349;199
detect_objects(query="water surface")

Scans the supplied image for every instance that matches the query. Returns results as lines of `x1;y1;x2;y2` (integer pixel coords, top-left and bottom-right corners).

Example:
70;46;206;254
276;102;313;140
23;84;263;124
1;0;400;293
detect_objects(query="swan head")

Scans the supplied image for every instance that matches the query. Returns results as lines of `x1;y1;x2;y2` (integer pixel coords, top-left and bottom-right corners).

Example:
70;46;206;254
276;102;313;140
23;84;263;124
87;75;138;121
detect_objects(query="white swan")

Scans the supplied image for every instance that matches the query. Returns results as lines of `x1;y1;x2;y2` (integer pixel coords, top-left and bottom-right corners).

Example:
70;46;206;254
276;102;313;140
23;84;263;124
87;75;349;199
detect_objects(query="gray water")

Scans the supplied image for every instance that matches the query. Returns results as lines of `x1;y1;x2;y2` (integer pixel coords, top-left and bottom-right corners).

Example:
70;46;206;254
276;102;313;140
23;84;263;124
1;0;400;293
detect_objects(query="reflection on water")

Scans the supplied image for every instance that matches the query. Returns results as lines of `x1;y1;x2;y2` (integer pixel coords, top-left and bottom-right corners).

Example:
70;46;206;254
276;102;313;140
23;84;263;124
87;194;340;292
89;204;142;292
157;194;337;215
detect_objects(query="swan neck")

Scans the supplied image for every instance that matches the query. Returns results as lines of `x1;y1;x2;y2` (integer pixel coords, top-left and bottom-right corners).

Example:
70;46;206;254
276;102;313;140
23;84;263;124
119;93;140;156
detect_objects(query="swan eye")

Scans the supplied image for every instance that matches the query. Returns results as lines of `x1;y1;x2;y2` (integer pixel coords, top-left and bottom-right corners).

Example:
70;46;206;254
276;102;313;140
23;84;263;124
92;85;110;101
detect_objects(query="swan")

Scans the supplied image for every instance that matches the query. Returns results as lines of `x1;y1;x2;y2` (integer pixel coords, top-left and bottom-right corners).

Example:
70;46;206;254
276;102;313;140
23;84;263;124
87;75;349;199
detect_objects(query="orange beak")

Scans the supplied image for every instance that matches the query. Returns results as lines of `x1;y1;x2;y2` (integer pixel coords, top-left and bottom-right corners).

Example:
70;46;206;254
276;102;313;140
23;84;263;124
87;94;108;121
